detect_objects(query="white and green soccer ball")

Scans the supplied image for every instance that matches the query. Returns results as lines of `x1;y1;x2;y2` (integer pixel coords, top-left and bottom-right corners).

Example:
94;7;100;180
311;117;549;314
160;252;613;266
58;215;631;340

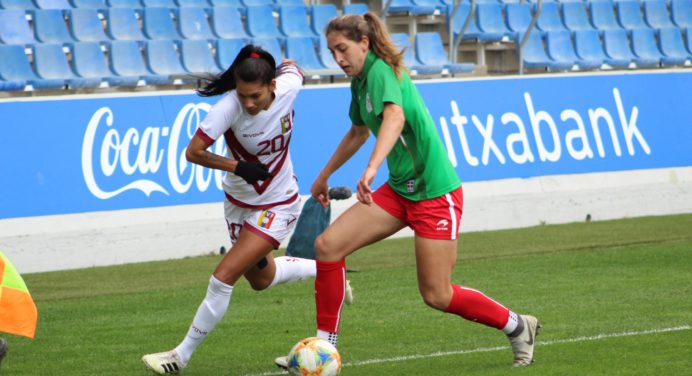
287;337;341;376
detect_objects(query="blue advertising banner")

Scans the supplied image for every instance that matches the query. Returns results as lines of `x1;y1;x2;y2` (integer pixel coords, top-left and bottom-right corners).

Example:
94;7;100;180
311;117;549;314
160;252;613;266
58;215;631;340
1;71;690;219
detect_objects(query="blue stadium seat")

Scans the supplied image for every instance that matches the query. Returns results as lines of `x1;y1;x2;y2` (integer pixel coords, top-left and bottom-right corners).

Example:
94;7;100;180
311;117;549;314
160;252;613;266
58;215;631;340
630;28;663;65
142;7;181;40
247;5;283;40
546;30;601;69
506;3;533;34
251;37;283;64
687;27;692;54
0;9;36;44
574;29;630;68
70;41;140;86
180;39;220;73
0;44;65;89
70;8;110;41
145;39;190;80
447;3;483;40
108;40;169;84
280;5;316;39
71;0;106;8
178;7;215;40
386;0;437;16
316;36;340;70
0;0;36;9
142;0;175;6
391;32;444;74
342;3;368;15
671;0;692;28
211;6;248;39
285;36;326;72
476;3;514;41
311;4;337;36
603;29;652;67
176;0;209;7
107;0;142;7
657;27;690;65
33;43;102;88
35;0;73;9
536;2;568;32
209;0;242;8
617;0;649;30
216;37;245;69
562;2;596;32
413;0;445;13
415;32;475;73
242;0;275;10
590;1;624;31
34;9;75;43
276;0;305;6
107;8;145;41
643;0;676;29
518;31;573;70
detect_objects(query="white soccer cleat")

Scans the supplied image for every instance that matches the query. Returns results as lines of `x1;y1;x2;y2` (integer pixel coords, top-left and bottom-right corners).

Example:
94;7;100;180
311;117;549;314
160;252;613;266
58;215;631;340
274;355;289;369
508;315;541;367
142;350;187;374
345;279;354;305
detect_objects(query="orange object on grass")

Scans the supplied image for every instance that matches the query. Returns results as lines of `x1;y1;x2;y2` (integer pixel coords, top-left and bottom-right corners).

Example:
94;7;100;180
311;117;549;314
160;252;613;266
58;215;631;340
0;251;37;339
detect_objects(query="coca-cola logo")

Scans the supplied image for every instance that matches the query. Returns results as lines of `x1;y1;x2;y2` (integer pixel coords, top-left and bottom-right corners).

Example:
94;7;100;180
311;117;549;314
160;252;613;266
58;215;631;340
81;103;226;200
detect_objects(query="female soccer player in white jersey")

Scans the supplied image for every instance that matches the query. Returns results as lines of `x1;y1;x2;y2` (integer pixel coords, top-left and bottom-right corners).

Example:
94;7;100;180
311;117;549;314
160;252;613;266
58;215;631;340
141;45;351;374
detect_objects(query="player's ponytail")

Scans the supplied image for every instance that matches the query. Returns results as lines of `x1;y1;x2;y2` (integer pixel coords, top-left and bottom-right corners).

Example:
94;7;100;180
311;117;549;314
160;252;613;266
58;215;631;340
197;45;277;97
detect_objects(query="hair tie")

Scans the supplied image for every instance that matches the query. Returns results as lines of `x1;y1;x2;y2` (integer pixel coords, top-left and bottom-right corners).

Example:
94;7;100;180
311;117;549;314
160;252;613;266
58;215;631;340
249;52;260;59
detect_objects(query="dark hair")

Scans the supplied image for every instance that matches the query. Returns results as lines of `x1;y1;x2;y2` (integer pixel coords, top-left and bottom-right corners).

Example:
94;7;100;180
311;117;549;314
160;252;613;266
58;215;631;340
197;45;276;97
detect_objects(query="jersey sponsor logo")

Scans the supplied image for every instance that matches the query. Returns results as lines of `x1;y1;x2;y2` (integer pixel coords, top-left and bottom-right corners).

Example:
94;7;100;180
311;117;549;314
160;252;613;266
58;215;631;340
258;210;276;229
365;93;373;113
436;219;449;231
280;113;292;134
242;131;265;138
406;179;415;193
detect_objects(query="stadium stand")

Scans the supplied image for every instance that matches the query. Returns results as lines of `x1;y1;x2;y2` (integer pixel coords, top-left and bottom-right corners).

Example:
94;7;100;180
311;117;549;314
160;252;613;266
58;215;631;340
644;0;676;30
671;0;692;28
562;2;596;32
546;30;601;69
280;5;317;39
246;5;283;40
536;2;568;32
33;43;102;88
617;0;650;30
657;27;691;65
476;3;515;41
0;44;66;90
216;37;245;69
251;37;283;63
72;0;107;8
209;0;242;8
447;3;483;40
142;7;181;40
574;29;631;68
35;0;73;9
519;31;574;71
285;36;328;72
176;0;209;7
178;7;216;40
342;2;368;15
317;37;341;70
34;9;76;43
386;0;437;16
142;0;175;7
108;40;169;84
107;8;146;41
70;8;111;42
0;0;37;9
145;39;189;77
211;6;248;39
180;39;221;74
107;0;142;7
392;32;445;74
416;32;475;74
590;0;624;31
630;28;664;66
0;9;37;44
506;2;533;34
310;4;338;36
70;41;140;86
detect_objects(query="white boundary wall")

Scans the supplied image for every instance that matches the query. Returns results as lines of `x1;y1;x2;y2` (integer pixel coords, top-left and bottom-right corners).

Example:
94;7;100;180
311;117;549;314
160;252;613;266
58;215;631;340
2;166;691;274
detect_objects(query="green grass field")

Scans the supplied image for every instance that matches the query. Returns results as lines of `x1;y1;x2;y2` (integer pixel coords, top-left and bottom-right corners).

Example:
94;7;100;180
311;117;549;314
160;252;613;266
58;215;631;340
4;214;692;375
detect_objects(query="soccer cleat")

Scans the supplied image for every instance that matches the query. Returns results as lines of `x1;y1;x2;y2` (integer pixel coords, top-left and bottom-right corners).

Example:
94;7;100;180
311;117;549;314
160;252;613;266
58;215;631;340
142;350;187;374
508;315;541;367
345;279;354;305
274;355;288;369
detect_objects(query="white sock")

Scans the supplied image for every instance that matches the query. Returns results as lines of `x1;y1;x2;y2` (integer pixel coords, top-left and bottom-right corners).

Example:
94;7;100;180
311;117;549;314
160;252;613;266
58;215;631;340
316;329;338;347
502;311;522;336
174;275;234;364
268;256;316;287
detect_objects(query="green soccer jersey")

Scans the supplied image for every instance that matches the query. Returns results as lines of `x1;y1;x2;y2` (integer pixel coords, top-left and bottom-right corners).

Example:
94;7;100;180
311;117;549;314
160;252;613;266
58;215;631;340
348;51;461;201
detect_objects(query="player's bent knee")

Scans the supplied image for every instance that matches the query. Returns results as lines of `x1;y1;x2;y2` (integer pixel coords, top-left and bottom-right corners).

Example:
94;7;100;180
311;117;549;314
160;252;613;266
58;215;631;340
247;277;271;291
314;234;332;260
420;289;451;311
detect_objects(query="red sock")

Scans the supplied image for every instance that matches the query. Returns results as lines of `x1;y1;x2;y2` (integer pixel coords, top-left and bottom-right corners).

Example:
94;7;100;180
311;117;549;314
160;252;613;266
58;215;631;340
315;259;346;333
445;284;510;329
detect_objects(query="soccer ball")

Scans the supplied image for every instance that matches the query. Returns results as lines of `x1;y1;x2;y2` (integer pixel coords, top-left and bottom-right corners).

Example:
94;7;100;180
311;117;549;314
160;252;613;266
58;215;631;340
287;337;341;376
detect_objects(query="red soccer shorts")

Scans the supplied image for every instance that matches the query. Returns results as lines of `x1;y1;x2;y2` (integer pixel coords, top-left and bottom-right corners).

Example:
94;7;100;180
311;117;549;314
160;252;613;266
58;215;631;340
372;183;463;240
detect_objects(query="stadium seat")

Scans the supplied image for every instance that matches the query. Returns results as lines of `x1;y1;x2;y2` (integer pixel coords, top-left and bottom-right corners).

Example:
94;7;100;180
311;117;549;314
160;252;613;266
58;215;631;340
476;3;514;41
71;0;107;8
146;39;189;77
246;6;283;40
316;36;340;70
216;37;245;69
506;3;533;34
413;0;445;13
242;0;275;10
630;28;663;66
276;0;305;6
311;4;337;36
590;0;624;31
391;32;444;74
34;9;75;43
211;6;248;39
657;27;690;65
415;32;475;73
70;8;111;41
33;43;102;88
142;7;181;40
176;0;209;7
141;0;175;6
617;0;650;30
687;28;692;54
603;29;648;67
643;0;676;30
0;44;65;89
180;39;220;74
178;7;215;40
671;0;692;28
70;41;140;86
0;9;36;45
107;8;146;41
107;0;142;7
342;3;368;15
574;29;630;68
285;36;326;72
518;31;574;70
447;3;483;40
546;30;601;69
209;0;242;8
562;2;596;32
0;0;36;9
35;0;73;9
386;0;437;16
108;40;169;84
536;2;568;32
280;5;316;39
251;37;282;64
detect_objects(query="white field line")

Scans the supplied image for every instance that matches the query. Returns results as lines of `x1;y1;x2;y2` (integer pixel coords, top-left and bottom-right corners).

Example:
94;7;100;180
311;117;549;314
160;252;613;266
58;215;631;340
244;325;691;376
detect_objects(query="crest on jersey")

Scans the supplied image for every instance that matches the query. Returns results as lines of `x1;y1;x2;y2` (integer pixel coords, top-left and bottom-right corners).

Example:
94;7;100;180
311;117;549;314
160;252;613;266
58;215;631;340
280;114;292;134
258;210;276;229
365;93;373;113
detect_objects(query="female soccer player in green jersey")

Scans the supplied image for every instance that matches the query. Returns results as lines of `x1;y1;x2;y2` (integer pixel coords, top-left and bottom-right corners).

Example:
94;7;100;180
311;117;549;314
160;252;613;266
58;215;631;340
310;13;540;367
